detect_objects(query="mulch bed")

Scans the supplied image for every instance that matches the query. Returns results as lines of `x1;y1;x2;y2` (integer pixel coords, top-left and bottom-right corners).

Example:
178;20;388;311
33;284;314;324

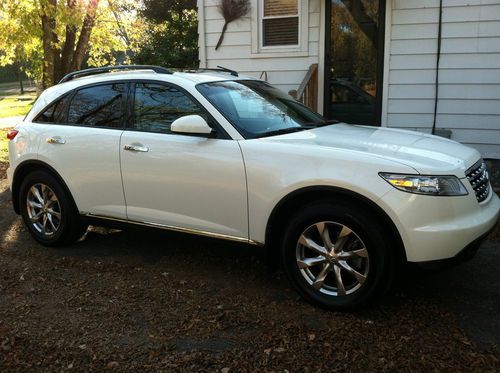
0;166;498;371
488;192;500;242
490;219;500;242
0;225;498;371
0;162;8;180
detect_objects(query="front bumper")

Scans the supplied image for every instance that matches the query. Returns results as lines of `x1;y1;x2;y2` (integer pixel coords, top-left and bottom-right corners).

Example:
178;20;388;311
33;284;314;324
415;229;491;270
379;183;500;262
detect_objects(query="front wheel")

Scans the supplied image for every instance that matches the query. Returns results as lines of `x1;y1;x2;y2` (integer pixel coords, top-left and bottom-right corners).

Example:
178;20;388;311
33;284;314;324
19;170;87;247
281;201;395;311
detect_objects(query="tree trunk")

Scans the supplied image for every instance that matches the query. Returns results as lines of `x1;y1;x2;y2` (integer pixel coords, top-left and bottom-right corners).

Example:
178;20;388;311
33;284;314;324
58;0;78;81
41;1;58;88
71;0;100;71
13;60;24;95
13;48;24;94
18;68;24;95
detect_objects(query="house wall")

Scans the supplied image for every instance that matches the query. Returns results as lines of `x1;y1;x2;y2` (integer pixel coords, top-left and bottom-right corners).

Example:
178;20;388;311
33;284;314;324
384;0;500;159
198;0;322;96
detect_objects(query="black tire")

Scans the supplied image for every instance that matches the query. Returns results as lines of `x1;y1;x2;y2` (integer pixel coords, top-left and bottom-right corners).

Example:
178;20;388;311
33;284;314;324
281;200;395;311
19;170;87;247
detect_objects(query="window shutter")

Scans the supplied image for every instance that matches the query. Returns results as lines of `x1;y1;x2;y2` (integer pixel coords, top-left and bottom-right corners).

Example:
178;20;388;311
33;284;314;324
264;0;298;17
263;18;299;46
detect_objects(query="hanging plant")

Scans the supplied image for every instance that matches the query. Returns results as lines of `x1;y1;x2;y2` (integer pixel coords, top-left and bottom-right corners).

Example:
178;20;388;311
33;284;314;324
215;0;251;50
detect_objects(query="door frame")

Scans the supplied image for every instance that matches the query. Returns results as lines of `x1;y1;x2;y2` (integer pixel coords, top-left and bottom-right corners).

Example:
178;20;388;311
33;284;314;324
322;0;387;126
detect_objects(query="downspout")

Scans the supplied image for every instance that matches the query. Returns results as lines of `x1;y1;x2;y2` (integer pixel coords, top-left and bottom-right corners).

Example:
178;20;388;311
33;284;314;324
198;0;207;68
431;0;443;135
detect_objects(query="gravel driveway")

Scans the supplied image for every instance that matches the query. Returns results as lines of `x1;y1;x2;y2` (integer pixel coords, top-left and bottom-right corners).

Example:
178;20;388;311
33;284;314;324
0;176;499;371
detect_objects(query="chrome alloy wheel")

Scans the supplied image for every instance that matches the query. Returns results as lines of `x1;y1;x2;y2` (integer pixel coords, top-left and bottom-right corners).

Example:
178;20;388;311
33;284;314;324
26;183;62;236
296;222;370;296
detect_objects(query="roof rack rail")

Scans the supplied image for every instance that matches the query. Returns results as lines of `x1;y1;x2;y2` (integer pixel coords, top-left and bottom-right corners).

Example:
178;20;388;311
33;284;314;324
59;65;173;84
187;66;239;77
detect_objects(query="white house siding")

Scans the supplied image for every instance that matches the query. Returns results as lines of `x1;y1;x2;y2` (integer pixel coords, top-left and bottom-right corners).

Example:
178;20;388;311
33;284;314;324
198;0;321;95
385;0;500;159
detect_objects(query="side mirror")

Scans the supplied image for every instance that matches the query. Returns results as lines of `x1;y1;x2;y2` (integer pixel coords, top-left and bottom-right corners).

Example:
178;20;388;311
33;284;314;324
171;115;213;135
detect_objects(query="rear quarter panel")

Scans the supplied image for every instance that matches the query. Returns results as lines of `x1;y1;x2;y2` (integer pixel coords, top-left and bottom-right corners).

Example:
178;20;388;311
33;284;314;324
8;123;46;186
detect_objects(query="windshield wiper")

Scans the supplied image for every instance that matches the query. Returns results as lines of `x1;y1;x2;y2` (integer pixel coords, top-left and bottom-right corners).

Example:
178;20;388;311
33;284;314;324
256;125;316;138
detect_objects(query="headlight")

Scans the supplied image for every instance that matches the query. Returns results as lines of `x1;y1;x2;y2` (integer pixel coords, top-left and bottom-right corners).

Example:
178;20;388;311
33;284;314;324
379;173;468;196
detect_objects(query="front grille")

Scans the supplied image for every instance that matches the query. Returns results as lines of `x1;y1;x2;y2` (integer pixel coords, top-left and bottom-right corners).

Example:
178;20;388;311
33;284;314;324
466;160;490;203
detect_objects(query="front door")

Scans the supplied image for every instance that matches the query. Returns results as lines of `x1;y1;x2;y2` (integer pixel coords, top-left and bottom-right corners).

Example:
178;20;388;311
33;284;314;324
324;0;386;125
120;82;248;239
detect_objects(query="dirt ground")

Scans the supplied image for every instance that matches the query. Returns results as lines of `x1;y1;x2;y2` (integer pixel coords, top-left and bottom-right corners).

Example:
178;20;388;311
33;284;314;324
0;168;499;371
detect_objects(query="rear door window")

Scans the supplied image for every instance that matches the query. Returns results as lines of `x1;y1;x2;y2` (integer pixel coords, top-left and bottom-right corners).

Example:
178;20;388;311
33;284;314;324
35;95;70;123
67;83;126;128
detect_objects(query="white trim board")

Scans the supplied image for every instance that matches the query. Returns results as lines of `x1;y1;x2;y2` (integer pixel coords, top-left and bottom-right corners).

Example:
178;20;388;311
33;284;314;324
198;0;207;68
317;0;325;115
381;0;392;127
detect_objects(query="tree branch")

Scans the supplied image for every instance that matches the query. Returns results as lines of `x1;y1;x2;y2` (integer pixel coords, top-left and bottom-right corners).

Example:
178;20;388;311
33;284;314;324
107;0;131;47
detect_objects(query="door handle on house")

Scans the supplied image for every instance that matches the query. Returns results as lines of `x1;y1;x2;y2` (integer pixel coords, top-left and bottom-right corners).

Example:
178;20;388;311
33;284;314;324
123;144;149;152
46;137;66;144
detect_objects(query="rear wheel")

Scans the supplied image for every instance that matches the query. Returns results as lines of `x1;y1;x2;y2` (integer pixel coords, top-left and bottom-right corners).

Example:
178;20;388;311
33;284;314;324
19;170;87;246
281;201;395;310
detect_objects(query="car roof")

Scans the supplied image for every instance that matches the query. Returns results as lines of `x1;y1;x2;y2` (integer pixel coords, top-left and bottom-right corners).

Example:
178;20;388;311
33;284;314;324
59;69;252;86
25;70;256;122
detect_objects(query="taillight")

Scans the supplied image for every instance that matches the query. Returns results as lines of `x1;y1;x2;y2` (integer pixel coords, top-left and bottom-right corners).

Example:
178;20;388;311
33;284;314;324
6;129;19;140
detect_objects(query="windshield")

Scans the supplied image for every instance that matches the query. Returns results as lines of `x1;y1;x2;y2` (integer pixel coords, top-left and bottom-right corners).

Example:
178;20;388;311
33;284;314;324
196;80;328;138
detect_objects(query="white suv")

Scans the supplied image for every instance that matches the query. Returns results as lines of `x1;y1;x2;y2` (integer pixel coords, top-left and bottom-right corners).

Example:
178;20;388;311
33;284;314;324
7;66;500;310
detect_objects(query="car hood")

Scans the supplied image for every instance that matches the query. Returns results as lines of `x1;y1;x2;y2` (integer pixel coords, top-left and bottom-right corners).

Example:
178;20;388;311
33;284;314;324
261;123;481;177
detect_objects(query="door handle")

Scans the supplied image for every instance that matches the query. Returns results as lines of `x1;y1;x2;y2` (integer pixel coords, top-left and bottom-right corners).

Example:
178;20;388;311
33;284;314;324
46;137;66;144
123;144;149;152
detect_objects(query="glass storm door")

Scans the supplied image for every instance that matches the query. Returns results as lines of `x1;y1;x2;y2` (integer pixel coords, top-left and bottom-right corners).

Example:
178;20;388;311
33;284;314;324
325;0;385;125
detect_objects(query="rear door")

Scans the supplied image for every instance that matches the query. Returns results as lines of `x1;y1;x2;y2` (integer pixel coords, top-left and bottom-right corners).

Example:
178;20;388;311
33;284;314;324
119;81;248;239
35;82;128;218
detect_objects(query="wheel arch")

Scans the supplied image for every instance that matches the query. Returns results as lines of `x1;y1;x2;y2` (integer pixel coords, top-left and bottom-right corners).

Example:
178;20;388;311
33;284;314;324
265;186;407;264
11;160;78;215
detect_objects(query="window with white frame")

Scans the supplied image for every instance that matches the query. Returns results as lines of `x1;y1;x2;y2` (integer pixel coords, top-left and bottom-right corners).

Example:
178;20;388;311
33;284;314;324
262;0;300;47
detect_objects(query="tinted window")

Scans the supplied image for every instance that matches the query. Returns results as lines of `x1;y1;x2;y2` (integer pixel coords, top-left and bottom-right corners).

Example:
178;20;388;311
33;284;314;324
36;95;69;123
67;83;126;128
133;83;204;133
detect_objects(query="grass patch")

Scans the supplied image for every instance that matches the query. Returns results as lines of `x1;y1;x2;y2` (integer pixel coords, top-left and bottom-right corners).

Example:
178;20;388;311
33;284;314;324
0;94;36;118
0;128;9;163
0;81;36;119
